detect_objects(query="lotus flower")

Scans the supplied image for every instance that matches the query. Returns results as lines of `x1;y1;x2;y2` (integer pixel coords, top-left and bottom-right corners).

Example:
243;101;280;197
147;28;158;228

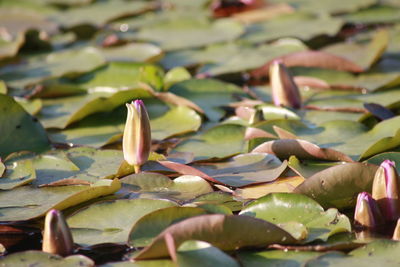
372;160;400;221
354;192;383;228
123;100;151;173
42;209;74;256
269;60;302;109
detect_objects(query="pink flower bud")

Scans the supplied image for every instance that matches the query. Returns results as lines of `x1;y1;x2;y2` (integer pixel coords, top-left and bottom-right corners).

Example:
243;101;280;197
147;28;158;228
269;60;302;109
372;160;400;221
354;192;383;228
42;209;74;256
123;100;152;173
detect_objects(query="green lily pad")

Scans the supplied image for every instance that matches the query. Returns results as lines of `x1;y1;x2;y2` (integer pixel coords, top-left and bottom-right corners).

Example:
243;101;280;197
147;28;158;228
122;173;213;201
191;153;288;187
0;94;49;158
0;32;25;60
294;162;379;209
240;193;351;242
0;159;35;190
168;79;246;121
0;178;120;221
135;17;244;51
48;103;200;147
37;87;154;129
189;191;243;212
240;13;343;44
288;156;342;178
0;251;94;267
173;124;247;161
99;43;162;63
53;0;152;28
128;206;208;247
67;198;177;246
238;250;321;267
0;47;105;90
270;0;376;14
323;30;389;71
365;152;400;171
176;240;240;267
306;240;400;266
341;6;400;24
134;214;297;260
252;117;400;160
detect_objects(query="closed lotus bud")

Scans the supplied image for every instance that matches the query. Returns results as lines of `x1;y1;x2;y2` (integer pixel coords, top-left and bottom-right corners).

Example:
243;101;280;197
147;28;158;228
372;160;400;221
123;100;152;173
269;60;302;109
393;218;400;240
354;192;383;228
42;209;74;256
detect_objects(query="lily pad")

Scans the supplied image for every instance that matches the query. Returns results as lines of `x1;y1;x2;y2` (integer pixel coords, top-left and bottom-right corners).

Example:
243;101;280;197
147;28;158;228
168;79;246;121
0;251;94;267
240;193;351;242
191;153;288;187
0;159;35;190
306;240;400;266
99;43;162;63
240;13;343;44
234;176;305;199
48;105;201;147
238;250;321;267
173;124;247;161
365;152;400;171
67;198;177;246
122;173;213;201
37;87;154;129
134;214;297;260
0;178;120;221
128;206;208;247
0;94;49;158
135;17;244;51
53;0;152;28
176;240;240;267
0;47;105;90
294;162;379;209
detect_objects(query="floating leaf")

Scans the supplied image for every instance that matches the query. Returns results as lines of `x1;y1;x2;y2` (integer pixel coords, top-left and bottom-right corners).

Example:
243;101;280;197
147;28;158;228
169;79;245;121
0;178;121;221
67;198;177;246
252;139;353;162
173;124;247;161
238;250;321;267
0;47;105;90
0;94;49;158
240;13;343;44
134;214;297;260
128;207;208;247
0;159;35;190
234;176;305;199
240;193;351;242
294;162;379;209
100;43;162;63
0;251;94;267
135;17;244;51
191;153;288;187
323;30;389;70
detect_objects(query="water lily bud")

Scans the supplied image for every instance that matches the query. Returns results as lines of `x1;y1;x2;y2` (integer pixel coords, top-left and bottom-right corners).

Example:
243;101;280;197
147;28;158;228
354;192;383;228
372;160;400;221
393;219;400;240
42;209;74;256
269;60;302;109
123;100;152;173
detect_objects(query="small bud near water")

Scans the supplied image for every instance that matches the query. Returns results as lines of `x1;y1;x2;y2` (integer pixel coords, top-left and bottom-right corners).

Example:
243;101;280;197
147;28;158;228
123;100;152;173
269;60;302;109
372;160;400;222
42;209;74;256
354;192;383;228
